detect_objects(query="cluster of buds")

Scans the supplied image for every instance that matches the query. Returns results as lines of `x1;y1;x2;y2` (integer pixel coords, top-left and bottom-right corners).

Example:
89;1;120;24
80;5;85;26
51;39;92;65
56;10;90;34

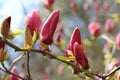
88;21;101;37
64;27;89;74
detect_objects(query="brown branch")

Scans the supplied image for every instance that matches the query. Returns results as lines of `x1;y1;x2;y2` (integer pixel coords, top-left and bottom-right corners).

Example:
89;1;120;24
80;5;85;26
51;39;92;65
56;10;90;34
0;36;96;79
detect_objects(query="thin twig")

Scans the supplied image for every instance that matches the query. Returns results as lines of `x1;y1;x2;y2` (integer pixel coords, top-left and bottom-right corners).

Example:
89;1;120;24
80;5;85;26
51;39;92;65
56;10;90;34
103;65;120;79
26;51;32;80
1;63;24;80
2;53;25;79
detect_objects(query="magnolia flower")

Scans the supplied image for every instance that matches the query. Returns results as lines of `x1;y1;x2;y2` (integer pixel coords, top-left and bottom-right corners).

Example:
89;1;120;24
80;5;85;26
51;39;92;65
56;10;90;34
88;21;101;37
64;27;81;57
25;10;42;35
40;9;60;45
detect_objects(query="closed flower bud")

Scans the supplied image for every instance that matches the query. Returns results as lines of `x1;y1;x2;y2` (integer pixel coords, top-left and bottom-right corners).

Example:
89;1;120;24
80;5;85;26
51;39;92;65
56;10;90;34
116;33;120;50
0;16;14;39
9;66;19;80
64;27;81;57
105;19;115;32
42;0;55;10
73;42;89;70
40;9;60;45
88;21;101;37
25;10;42;35
70;0;77;12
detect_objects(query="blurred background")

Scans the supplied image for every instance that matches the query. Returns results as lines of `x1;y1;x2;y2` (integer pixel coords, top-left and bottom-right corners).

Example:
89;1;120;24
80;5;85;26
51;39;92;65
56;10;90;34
0;0;120;79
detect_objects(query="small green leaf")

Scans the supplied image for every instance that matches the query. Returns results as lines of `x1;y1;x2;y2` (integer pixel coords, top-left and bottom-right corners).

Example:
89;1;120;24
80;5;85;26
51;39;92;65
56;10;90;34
32;31;37;44
12;30;23;36
57;56;75;61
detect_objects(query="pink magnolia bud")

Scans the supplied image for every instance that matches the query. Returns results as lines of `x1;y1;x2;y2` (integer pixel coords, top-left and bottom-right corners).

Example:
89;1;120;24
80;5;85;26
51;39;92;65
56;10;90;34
25;10;42;35
103;1;109;10
88;21;101;37
107;58;120;72
40;9;60;45
83;2;90;10
94;1;100;11
70;0;77;11
73;42;89;70
105;19;115;32
9;66;19;80
116;33;120;50
42;0;55;10
64;27;81;57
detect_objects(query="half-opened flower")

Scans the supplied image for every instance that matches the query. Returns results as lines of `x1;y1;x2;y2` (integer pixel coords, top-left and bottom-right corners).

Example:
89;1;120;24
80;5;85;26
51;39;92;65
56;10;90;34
64;27;81;57
40;9;60;45
73;42;89;70
116;33;120;50
25;10;42;35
